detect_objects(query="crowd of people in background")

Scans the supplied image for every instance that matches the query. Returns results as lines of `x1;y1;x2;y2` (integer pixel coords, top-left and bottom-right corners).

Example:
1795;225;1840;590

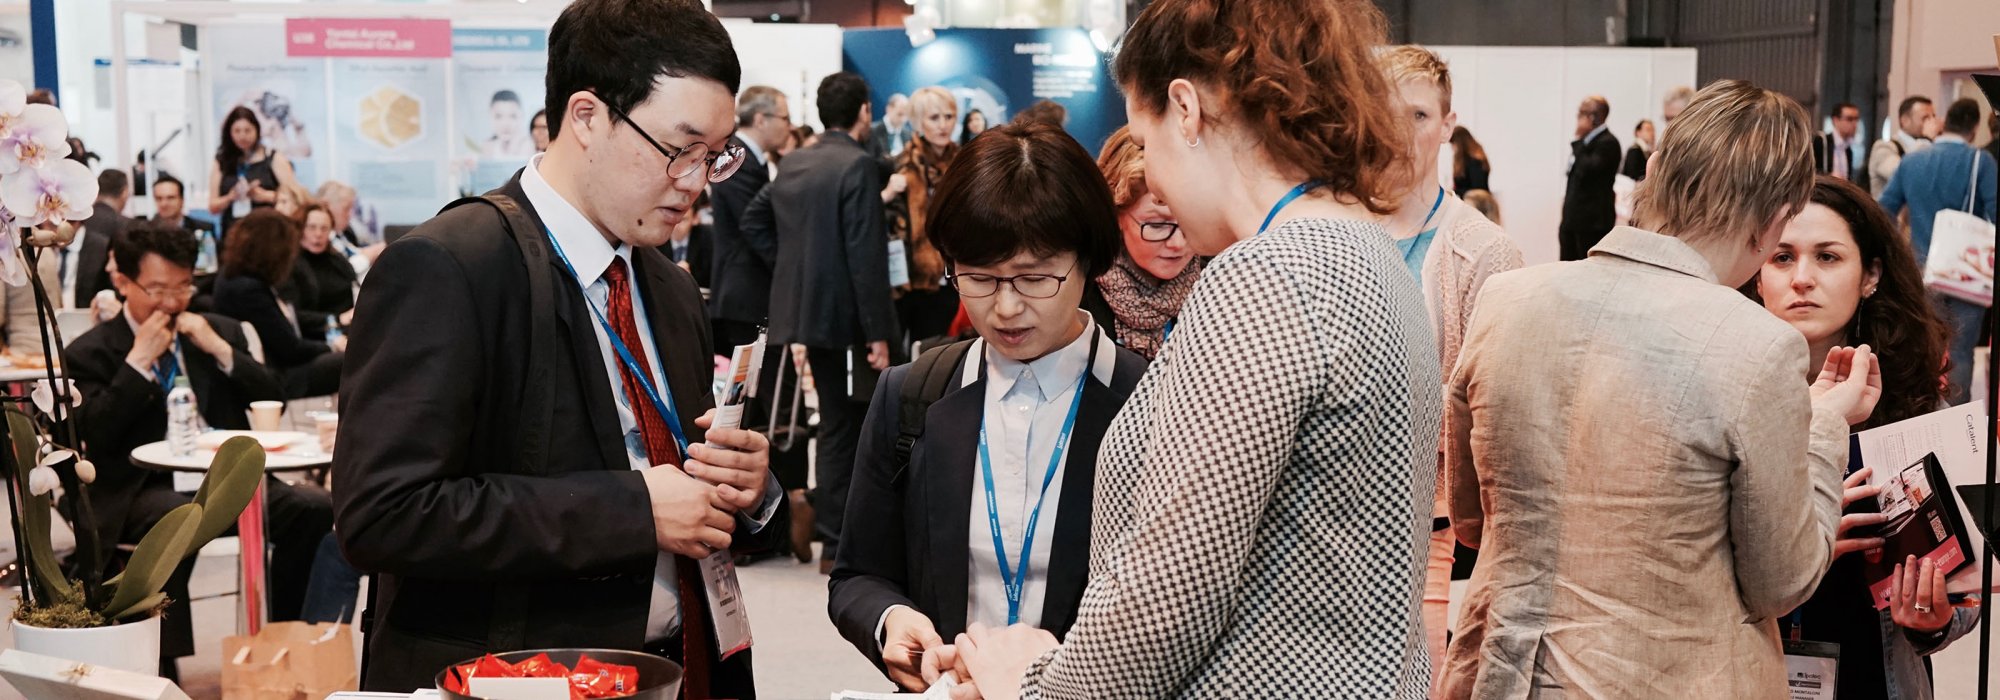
23;0;1996;695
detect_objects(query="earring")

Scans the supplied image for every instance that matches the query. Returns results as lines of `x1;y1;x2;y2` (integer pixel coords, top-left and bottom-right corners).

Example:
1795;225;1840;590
1186;136;1201;148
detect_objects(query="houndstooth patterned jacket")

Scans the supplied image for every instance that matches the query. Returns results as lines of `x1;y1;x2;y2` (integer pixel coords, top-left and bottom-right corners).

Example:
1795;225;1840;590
1017;217;1443;699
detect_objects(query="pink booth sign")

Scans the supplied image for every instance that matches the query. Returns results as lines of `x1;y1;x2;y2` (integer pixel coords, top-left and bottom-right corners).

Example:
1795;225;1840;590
286;18;453;58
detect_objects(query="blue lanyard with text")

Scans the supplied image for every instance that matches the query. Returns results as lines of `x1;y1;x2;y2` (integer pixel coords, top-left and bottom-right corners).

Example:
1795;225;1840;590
978;367;1088;625
542;228;690;457
157;337;181;392
1256;180;1325;236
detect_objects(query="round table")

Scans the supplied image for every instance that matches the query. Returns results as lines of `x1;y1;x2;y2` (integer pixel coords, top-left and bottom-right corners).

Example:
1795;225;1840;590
131;431;329;636
0;366;59;384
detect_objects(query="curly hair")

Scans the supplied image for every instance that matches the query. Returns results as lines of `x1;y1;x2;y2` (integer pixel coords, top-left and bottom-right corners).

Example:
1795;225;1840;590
1744;175;1952;428
1112;0;1410;215
222;209;302;287
1096;126;1149;210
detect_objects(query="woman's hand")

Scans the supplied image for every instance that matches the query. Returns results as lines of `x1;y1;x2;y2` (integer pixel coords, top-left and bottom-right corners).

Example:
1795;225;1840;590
1809;345;1881;427
1889;555;1954;633
883;173;909;202
1832;466;1886;557
954;622;1059;700
883;607;945;691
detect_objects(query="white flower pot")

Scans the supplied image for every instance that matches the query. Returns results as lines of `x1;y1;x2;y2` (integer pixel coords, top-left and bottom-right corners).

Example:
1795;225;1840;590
11;614;161;676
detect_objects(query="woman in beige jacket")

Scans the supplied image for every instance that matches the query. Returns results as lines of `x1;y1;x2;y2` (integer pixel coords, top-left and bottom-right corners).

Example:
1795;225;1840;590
1440;80;1883;698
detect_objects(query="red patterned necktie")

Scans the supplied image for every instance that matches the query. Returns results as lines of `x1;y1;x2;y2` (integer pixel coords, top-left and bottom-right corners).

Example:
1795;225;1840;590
602;257;714;700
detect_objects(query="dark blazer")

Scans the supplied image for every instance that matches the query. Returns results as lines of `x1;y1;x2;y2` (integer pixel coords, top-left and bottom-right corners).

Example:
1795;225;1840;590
828;329;1146;681
212;273;331;370
1559;127;1622;260
866;122;915;179
63;312;280;546
1620;144;1649;181
72;203;121;306
286;250;358;341
676;223;713;290
708;135;774;325
1812;132;1867;186
160;215;216;238
333;175;782;694
759;131;897;349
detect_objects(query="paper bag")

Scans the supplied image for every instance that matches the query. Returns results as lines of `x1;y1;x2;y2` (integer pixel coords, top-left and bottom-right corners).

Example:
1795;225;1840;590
221;622;358;700
1921;154;1995;307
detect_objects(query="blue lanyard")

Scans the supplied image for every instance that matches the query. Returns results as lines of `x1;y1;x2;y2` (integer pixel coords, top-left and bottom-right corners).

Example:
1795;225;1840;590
157;337;181;392
978;364;1088;625
1256;180;1325;236
1161;319;1175;342
542;228;690;458
1416;186;1445;234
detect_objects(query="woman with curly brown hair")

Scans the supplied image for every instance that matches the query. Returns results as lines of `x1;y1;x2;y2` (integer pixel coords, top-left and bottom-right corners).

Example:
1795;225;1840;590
883;86;964;343
214;209;343;398
938;0;1441;696
1748;174;1976;700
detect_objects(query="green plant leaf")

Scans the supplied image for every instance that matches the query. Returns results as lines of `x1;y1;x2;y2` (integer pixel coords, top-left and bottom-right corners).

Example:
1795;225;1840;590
103;591;168;623
7;409;74;602
101;501;201;621
188;436;265;551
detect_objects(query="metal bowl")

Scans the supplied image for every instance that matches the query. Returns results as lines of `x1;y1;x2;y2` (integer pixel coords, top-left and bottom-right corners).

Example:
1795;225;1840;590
435;648;682;700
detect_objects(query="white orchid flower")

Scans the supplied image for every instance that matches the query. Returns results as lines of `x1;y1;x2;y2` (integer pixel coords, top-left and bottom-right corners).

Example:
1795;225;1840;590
29;378;82;415
0;104;69;176
26;465;57;497
0;80;24;122
1;158;95;227
38;448;74;467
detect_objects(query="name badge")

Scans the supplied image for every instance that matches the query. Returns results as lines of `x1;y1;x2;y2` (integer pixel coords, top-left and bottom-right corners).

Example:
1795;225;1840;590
887;240;910;288
698;551;752;659
1782;639;1839;700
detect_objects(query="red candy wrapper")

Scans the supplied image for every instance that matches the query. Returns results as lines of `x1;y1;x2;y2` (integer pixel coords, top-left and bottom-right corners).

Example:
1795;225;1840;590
443;653;640;699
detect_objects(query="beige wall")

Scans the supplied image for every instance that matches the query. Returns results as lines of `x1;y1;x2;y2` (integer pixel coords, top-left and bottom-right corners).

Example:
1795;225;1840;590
1888;0;2000;143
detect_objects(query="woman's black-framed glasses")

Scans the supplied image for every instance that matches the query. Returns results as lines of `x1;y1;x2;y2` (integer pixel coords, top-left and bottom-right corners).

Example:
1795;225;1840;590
597;94;746;183
947;262;1075;299
1131;217;1181;242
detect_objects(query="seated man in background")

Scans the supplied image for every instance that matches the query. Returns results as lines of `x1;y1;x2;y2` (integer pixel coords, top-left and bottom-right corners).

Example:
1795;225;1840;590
64;222;333;678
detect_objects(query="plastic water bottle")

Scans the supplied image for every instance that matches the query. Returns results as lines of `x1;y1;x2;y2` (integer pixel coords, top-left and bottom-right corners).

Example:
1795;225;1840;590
195;230;219;274
325;316;343;347
167;377;198;457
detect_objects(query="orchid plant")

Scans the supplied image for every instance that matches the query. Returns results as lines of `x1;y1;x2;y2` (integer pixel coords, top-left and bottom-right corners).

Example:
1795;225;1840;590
0;79;266;630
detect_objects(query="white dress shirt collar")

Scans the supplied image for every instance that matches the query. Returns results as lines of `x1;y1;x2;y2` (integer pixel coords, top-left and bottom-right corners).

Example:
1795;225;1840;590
521;154;629;287
1582;123;1610;145
739;134;770;171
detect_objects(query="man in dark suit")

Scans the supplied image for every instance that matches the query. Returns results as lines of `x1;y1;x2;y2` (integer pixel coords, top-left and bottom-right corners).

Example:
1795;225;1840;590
64;222;331;678
865;93;914;175
65;170;126;308
1559;95;1620;261
708;85;790;354
745;72;896;572
1810;101;1866;186
333;1;781;696
149;174;218;240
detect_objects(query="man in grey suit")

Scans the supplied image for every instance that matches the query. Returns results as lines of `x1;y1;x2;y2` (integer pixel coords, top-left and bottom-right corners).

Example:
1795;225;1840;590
744;72;895;571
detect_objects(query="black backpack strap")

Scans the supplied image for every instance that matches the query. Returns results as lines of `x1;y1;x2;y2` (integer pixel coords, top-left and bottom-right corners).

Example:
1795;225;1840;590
435;193;556;653
891;339;975;487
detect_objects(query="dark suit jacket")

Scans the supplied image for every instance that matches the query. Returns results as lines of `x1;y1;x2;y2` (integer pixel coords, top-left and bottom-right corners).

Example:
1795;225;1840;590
828;330;1145;682
1812;132;1867;186
761;131;896;349
286;251;359;342
333;176;782;694
72;203;121;306
1560;128;1621;236
1620;144;1649;181
708;135;775;325
676;223;713;290
866;122;915;179
63;312;280;548
212;274;331;370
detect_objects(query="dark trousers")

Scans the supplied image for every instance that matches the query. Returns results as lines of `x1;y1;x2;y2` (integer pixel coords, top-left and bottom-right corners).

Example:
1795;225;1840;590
804;346;867;561
895;288;960;349
300;532;363;623
1557;220;1613;261
131;476;333;660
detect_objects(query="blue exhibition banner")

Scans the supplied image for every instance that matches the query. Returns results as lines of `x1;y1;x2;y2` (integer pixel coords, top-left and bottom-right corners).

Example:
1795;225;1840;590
842;28;1125;155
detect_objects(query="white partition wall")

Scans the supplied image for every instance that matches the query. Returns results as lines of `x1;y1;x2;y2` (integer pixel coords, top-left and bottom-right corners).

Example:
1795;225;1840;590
1430;46;1698;266
723;20;845;133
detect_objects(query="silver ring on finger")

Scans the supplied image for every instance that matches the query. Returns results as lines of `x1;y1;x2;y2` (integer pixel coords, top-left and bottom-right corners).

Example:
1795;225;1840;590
1914;604;1932;613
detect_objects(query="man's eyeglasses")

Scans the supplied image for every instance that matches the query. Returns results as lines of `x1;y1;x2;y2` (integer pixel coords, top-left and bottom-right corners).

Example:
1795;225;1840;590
595;93;746;183
948;263;1076;299
1131;218;1181;243
138;284;197;301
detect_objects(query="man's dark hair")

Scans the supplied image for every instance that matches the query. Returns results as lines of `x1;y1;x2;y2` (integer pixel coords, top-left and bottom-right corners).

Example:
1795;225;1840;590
817;72;870;131
1013;100;1069;128
1634;118;1652;132
113;220;200;275
492;89;522;106
97;169;129;199
926;122;1121;280
152;174;184;198
1897;95;1933;119
1942;98;1980;136
1832;102;1860;118
544;0;741;140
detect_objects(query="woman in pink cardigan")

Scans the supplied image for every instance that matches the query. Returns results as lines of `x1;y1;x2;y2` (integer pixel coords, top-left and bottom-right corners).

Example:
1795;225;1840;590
1376;46;1524;683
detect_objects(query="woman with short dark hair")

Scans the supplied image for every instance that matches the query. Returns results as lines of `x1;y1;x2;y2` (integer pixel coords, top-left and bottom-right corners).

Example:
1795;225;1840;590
214;209;342;397
829;122;1146;693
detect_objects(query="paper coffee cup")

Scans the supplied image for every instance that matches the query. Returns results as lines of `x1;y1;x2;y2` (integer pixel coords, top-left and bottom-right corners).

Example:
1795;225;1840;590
249;401;284;432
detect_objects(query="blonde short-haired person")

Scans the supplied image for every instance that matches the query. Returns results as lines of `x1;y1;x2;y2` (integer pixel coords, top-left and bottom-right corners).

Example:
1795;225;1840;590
881;86;963;342
1439;80;1883;698
1374;45;1524;688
